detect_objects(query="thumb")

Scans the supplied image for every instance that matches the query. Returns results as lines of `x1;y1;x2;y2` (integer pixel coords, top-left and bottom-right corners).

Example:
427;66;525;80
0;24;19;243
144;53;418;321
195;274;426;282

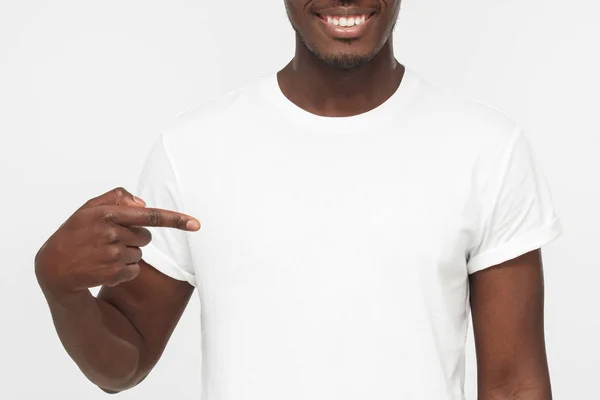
81;187;146;209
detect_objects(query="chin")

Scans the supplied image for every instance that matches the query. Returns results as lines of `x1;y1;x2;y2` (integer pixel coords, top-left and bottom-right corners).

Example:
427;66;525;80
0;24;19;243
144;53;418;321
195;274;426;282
300;30;389;71
317;52;374;70
309;41;381;70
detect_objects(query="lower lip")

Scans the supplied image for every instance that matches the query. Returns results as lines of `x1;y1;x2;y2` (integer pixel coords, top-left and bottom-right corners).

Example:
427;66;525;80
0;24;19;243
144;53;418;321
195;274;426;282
315;14;375;39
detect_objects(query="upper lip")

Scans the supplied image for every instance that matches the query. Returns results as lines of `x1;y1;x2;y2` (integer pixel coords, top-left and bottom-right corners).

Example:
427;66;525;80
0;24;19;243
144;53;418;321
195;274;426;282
312;7;377;17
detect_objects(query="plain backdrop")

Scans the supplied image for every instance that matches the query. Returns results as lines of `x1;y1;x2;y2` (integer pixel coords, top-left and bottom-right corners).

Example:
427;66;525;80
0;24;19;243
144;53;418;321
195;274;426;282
1;0;598;398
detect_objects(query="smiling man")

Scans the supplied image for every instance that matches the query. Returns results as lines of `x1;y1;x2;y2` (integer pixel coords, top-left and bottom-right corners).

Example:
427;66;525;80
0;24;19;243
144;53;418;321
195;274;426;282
36;1;562;399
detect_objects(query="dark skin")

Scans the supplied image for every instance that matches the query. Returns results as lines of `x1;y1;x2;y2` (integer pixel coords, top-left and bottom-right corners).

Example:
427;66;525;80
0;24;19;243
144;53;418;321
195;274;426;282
35;188;199;392
470;249;552;399
36;1;552;398
279;0;403;117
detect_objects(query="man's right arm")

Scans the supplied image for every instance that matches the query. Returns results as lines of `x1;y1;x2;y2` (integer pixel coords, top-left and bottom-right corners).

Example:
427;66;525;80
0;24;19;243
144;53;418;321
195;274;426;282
35;187;200;393
39;260;194;393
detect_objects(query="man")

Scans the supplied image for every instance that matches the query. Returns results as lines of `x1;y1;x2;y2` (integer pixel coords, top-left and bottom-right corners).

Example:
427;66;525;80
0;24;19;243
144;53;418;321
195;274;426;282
35;0;562;399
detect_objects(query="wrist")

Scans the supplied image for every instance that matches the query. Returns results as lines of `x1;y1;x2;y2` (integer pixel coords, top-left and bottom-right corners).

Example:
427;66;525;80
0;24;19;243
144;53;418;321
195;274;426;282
40;281;94;315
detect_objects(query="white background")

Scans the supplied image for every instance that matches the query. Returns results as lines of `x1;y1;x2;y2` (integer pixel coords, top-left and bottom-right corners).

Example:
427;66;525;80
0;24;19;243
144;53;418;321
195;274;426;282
1;0;598;398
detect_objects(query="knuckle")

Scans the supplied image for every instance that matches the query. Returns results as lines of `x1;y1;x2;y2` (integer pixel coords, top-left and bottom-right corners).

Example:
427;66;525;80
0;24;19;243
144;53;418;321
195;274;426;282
102;209;120;223
106;245;123;261
176;215;187;230
113;187;126;197
107;263;126;280
147;209;162;226
104;227;120;243
111;187;129;204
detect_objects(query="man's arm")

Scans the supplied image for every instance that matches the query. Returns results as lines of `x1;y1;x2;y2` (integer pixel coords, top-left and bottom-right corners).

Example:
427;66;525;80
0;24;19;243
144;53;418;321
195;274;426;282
469;248;552;400
35;188;200;393
39;259;193;393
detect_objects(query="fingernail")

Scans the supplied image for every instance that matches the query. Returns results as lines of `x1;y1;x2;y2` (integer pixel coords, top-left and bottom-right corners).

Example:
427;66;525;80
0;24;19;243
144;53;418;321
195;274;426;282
133;196;146;206
186;219;200;231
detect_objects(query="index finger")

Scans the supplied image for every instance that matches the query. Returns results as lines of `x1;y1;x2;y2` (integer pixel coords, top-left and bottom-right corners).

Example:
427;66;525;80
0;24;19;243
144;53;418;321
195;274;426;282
101;206;201;231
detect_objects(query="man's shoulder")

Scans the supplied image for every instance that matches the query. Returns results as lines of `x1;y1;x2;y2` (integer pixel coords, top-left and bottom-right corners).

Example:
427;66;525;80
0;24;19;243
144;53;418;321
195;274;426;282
161;75;268;141
409;69;520;142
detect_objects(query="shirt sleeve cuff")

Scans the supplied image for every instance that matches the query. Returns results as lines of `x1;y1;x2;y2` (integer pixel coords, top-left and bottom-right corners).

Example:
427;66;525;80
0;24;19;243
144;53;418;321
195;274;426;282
466;216;563;274
141;243;197;287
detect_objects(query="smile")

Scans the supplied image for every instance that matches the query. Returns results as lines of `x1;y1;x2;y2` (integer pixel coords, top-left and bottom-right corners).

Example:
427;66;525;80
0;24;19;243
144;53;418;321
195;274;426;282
314;11;376;39
319;13;373;27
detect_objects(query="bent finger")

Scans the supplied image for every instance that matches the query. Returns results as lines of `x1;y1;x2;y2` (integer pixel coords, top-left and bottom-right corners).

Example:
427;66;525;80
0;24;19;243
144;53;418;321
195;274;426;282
82;187;146;209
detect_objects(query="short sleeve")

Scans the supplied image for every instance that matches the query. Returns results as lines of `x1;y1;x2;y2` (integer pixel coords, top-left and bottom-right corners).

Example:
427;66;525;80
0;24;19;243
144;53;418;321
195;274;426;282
466;126;563;274
136;134;196;286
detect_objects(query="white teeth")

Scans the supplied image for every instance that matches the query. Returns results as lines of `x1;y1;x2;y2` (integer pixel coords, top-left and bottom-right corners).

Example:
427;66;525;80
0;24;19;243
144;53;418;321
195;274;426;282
325;14;369;27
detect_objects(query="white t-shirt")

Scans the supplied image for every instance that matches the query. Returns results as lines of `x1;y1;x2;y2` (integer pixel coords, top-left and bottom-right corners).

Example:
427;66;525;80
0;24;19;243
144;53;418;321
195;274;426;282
137;66;563;400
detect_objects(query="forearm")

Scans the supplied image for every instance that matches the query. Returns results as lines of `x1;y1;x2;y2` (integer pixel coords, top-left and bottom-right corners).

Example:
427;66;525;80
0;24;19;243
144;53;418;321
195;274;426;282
478;375;552;400
479;388;551;400
41;287;145;392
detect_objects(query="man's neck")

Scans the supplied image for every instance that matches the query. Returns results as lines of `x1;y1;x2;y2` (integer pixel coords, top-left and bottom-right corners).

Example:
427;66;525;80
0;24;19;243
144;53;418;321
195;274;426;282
277;36;405;117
